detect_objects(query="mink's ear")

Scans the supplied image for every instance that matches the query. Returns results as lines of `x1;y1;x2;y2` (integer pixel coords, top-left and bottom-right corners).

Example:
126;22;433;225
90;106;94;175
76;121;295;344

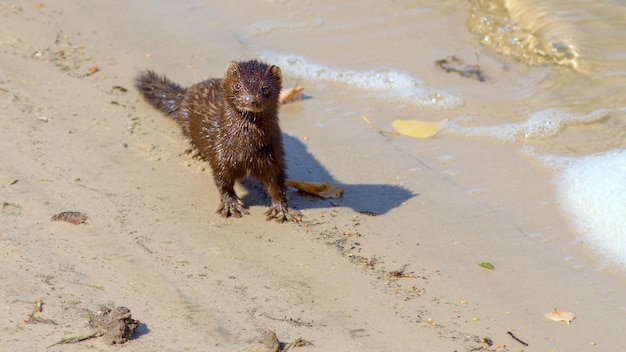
268;65;282;83
225;61;240;76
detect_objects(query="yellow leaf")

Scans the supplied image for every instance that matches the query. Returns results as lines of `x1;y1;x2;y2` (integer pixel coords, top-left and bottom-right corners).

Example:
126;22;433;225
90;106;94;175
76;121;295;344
392;119;446;139
287;180;343;199
544;308;575;324
361;115;446;139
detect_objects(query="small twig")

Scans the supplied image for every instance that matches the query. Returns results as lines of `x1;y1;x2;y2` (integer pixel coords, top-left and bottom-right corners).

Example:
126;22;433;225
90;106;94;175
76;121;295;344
46;332;100;349
507;331;529;346
23;316;58;325
46;311;133;348
260;313;313;327
281;337;312;352
22;298;57;326
435;55;487;82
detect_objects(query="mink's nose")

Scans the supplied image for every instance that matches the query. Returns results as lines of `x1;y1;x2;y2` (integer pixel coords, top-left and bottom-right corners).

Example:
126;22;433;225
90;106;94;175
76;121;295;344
244;95;259;105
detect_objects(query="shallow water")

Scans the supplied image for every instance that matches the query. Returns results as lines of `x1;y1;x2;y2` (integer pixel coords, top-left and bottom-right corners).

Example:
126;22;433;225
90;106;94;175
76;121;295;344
250;1;626;265
158;0;626;266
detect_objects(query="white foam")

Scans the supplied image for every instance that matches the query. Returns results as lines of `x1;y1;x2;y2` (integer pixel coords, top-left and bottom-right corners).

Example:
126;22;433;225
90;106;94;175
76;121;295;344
241;18;324;37
445;109;609;141
556;149;626;266
259;51;464;110
240;19;462;110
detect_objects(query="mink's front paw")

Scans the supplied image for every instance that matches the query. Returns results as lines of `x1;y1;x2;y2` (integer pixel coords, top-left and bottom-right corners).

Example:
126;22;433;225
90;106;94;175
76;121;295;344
217;196;249;218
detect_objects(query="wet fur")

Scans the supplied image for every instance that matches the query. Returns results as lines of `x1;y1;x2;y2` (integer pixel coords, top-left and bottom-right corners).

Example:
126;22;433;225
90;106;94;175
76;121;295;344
135;60;299;222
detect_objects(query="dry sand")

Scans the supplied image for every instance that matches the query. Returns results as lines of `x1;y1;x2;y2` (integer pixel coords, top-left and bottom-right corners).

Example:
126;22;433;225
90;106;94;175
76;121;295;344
1;1;625;351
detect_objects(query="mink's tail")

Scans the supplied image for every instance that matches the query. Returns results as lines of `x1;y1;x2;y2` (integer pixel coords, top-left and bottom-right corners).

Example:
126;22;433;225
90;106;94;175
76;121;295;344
135;70;186;117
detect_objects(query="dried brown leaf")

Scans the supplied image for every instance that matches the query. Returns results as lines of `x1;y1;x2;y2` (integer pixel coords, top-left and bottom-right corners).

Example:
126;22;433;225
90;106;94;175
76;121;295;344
545;308;575;324
51;211;88;225
279;86;305;104
286;180;343;199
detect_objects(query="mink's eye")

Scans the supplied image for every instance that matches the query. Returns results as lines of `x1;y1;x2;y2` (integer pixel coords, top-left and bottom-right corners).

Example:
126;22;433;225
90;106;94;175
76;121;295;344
233;83;242;91
261;85;270;95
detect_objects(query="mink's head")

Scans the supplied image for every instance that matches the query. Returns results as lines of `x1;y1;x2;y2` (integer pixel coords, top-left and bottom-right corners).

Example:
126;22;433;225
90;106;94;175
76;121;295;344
223;60;282;114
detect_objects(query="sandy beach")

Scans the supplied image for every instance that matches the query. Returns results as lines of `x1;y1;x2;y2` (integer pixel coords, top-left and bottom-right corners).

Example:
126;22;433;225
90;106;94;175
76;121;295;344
1;1;625;351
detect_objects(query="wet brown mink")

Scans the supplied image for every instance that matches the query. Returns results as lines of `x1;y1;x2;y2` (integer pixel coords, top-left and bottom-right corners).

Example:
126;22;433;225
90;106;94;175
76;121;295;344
135;60;299;222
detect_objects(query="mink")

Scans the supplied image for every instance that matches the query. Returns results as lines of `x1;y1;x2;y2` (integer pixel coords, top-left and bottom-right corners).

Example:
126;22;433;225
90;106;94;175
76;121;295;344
135;60;299;222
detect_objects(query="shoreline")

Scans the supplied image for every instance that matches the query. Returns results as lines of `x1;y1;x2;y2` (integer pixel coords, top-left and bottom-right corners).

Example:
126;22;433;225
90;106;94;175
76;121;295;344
1;2;625;351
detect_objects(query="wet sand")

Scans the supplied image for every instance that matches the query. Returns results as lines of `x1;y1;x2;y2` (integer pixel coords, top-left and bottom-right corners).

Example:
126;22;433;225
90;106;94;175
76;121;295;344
1;2;625;351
